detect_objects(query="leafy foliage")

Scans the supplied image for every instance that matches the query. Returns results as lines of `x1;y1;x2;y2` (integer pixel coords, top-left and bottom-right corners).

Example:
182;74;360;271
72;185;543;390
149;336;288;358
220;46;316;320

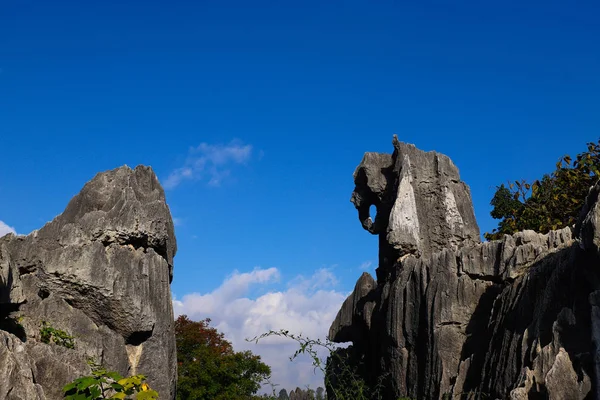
175;315;271;400
249;330;393;400
485;140;600;240
40;321;75;349
62;359;158;399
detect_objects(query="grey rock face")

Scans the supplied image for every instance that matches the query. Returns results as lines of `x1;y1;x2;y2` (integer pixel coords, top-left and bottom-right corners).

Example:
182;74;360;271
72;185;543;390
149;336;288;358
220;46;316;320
328;272;376;344
330;138;598;399
0;165;177;399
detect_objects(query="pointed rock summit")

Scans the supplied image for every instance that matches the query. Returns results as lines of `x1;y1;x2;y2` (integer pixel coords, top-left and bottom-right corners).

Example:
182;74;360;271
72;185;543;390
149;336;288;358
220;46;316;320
351;136;479;278
0;165;177;399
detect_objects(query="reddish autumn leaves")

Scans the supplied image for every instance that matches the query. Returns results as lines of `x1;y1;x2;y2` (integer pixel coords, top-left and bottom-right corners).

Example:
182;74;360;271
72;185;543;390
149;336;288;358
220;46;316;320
175;315;271;400
175;316;233;358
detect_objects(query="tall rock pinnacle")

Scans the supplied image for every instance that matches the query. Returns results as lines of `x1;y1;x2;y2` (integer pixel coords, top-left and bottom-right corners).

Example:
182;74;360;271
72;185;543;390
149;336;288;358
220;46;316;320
329;137;597;399
351;136;479;279
0;165;177;399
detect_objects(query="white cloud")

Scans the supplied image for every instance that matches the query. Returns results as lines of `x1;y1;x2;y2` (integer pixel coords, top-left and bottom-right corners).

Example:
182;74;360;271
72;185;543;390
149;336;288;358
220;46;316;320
172;217;183;227
164;140;253;189
358;261;373;270
0;220;16;237
287;268;338;291
173;267;349;393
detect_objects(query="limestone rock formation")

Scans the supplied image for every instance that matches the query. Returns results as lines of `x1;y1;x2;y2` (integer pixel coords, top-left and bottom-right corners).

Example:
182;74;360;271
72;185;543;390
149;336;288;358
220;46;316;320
351;136;480;281
329;138;598;399
0;165;177;399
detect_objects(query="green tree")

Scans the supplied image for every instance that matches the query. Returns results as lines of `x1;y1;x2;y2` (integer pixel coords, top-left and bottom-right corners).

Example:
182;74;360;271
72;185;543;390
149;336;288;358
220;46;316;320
485;140;600;240
175;315;271;400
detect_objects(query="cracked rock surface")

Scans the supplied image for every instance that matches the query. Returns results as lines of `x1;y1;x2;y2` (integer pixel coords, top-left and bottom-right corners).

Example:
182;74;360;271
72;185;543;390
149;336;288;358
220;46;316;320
0;165;177;399
330;138;599;399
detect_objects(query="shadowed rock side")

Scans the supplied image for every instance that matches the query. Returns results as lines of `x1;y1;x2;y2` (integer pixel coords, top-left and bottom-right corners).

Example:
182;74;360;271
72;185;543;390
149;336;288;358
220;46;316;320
329;138;599;399
0;165;177;400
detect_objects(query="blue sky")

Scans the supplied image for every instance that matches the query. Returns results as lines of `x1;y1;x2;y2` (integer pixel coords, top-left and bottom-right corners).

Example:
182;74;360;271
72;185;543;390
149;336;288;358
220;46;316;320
1;0;599;391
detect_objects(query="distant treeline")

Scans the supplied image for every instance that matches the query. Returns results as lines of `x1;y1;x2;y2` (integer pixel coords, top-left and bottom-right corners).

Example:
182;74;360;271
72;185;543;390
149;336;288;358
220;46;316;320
275;387;325;400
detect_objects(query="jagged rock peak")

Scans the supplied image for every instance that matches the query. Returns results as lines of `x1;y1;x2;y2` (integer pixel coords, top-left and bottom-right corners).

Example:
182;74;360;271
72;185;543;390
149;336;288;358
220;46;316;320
351;136;479;278
0;165;177;399
38;165;176;268
329;140;600;399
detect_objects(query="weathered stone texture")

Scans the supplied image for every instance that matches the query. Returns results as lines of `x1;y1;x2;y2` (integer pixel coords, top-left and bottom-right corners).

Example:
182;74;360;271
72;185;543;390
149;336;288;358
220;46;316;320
0;165;177;399
351;136;480;281
330;138;598;399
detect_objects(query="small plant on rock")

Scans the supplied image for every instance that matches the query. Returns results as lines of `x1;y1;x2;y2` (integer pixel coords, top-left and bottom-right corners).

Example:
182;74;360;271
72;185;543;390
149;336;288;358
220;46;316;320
63;359;158;399
40;321;75;349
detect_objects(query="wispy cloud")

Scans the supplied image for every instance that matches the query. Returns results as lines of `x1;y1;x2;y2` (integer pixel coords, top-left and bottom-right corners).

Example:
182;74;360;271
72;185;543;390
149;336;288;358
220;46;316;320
358;261;373;270
164;140;253;189
287;267;339;291
173;267;348;392
0;220;16;237
172;217;183;227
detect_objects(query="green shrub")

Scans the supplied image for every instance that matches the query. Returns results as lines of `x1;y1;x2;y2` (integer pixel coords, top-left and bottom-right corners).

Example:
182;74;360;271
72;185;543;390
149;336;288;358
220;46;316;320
40;321;75;349
485;140;600;240
63;359;158;400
